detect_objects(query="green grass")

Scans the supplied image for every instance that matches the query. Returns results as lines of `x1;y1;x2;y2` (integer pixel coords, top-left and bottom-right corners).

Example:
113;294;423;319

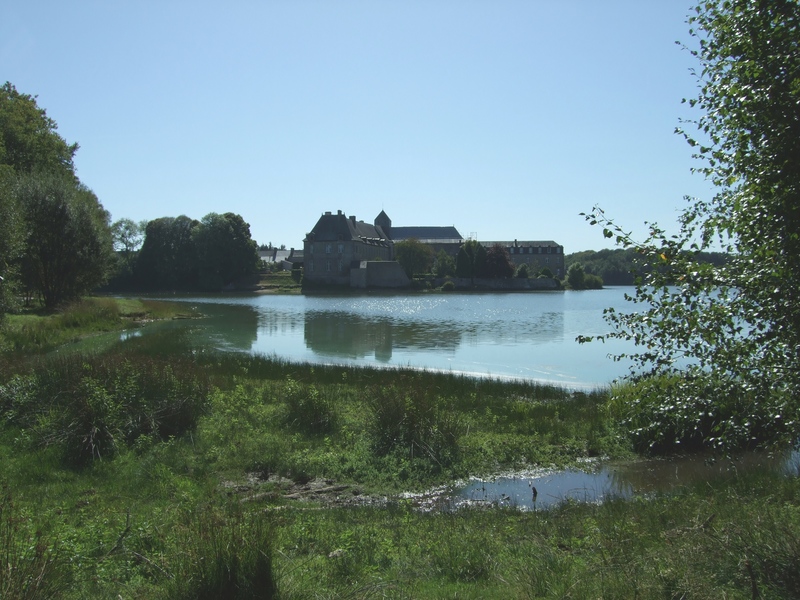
0;301;798;598
0;297;200;355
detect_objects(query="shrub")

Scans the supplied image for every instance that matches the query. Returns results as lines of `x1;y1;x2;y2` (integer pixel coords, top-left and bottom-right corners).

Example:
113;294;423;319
283;378;336;435
367;380;463;470
0;353;210;465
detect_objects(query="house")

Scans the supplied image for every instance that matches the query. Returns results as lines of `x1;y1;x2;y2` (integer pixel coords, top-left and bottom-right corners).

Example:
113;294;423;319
303;210;394;286
481;240;565;278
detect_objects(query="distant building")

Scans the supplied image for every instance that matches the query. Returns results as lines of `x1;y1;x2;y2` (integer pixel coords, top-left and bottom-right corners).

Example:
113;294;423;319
303;210;393;286
303;209;564;285
481;240;565;278
375;210;464;257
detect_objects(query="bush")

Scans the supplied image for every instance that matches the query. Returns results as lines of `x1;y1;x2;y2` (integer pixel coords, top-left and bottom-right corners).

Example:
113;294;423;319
367;380;463;471
283;378;336;435
0;353;210;465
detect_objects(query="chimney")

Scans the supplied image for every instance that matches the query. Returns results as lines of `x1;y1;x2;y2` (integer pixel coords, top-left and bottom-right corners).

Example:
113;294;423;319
350;215;356;224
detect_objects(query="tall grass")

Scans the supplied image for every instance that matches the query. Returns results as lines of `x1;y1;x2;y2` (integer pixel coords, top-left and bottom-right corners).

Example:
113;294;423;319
1;351;210;465
0;486;65;600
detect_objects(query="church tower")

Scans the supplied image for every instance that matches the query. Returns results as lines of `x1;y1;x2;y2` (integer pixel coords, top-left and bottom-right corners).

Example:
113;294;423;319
374;210;392;238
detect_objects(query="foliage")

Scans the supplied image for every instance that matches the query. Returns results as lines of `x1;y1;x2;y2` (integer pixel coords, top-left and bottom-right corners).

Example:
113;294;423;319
565;248;728;286
136;215;200;290
394;238;434;279
455;239;486;283
0;167;22;318
514;263;530;279
433;249;456;278
1;351;210;465
193;212;260;290
582;0;800;451
134;212;259;291
0;82;77;178
14;172;114;309
483;243;514;279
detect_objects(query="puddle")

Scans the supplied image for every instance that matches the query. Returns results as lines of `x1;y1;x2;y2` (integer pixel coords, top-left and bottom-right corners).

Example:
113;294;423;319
404;449;800;512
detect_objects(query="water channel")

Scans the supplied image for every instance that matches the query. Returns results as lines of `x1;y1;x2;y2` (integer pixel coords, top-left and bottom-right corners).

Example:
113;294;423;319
114;288;798;507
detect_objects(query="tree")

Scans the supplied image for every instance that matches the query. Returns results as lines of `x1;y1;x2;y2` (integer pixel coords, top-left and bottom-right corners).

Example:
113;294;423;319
433;250;456;278
566;263;586;290
0;82;77;178
514;263;531;279
455;239;487;284
136;216;199;290
483;244;514;279
15;172;113;308
193;212;260;290
111;218;146;255
1;82;83;313
582;0;800;451
0;166;22;317
394;238;433;280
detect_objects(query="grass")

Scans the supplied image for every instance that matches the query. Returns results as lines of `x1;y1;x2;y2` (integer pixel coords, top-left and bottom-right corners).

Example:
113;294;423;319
0;297;798;598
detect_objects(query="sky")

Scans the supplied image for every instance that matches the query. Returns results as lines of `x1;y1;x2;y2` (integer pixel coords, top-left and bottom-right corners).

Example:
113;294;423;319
1;1;714;253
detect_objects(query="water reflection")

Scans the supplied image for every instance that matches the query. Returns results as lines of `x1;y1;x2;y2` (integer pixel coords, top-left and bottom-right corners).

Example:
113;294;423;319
120;290;633;385
303;310;463;361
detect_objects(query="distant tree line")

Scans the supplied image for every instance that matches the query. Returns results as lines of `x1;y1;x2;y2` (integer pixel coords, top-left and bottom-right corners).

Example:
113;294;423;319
565;248;729;286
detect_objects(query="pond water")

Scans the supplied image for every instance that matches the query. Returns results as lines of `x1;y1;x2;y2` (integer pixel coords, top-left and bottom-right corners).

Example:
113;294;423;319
421;449;800;511
130;288;639;388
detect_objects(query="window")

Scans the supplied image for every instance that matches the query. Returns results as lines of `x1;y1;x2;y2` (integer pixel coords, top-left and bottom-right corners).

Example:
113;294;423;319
338;261;343;272
326;260;331;272
309;244;314;254
547;246;552;254
338;243;344;254
326;244;332;254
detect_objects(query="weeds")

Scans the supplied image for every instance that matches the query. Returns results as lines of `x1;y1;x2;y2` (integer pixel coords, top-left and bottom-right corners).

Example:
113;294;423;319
0;486;64;600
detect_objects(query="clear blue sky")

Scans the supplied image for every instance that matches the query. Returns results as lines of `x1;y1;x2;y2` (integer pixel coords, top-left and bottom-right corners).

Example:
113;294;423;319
2;1;712;253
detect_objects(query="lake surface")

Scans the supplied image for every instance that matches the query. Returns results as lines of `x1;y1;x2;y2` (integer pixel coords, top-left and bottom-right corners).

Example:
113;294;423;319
143;288;639;388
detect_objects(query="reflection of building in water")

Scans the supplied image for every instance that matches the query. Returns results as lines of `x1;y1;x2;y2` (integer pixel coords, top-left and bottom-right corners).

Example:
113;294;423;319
201;303;260;351
304;312;393;362
303;312;462;363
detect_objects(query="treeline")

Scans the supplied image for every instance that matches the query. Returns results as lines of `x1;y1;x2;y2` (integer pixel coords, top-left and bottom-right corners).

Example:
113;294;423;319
0;81;261;314
110;212;260;292
565;248;729;285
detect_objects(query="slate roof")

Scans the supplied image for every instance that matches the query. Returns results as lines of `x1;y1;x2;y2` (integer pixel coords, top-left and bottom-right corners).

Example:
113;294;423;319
305;211;390;244
390;226;463;242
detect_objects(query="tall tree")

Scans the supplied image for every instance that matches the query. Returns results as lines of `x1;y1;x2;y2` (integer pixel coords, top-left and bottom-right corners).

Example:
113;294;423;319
136;216;199;290
394;238;433;280
455;239;487;284
483;243;514;279
583;0;800;450
15;172;113;308
193;212;260;290
0;166;22;317
0;82;77;178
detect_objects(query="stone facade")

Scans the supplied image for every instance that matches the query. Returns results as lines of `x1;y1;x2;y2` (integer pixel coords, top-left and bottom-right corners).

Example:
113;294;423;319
303;211;393;286
482;240;565;278
303;209;565;286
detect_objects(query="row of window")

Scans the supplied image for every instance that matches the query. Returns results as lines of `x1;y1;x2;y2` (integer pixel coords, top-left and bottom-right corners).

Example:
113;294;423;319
509;246;560;255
